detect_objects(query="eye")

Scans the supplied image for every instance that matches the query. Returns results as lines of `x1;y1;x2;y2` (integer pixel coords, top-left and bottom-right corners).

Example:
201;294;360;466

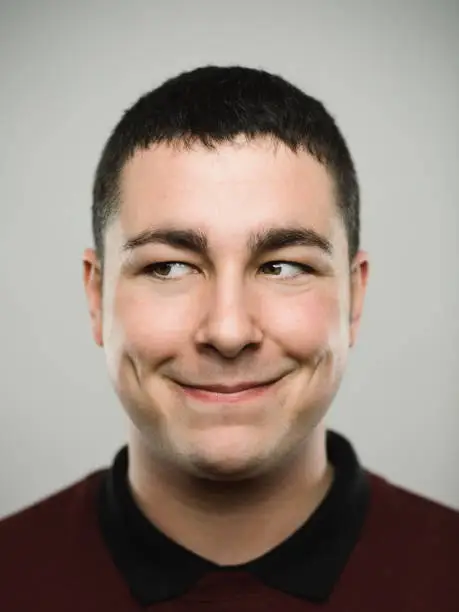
143;262;196;280
260;261;315;279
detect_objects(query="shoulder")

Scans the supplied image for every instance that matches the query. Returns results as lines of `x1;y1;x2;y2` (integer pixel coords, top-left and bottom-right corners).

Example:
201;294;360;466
0;469;116;610
0;469;105;561
351;470;459;605
366;470;459;536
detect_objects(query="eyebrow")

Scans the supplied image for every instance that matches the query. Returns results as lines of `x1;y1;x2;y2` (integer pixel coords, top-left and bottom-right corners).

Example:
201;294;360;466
122;225;333;258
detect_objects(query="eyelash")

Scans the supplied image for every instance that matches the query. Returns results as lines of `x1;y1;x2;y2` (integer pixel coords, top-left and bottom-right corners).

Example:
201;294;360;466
142;261;316;280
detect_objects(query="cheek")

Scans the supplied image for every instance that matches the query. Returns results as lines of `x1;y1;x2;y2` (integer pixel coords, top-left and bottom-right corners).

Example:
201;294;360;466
263;288;348;358
106;283;200;363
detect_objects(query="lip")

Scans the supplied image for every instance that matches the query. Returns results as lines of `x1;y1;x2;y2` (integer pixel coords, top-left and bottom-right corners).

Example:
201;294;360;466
183;380;276;393
174;376;284;404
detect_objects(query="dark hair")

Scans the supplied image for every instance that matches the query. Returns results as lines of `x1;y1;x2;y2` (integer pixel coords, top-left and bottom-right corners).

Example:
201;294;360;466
92;65;360;265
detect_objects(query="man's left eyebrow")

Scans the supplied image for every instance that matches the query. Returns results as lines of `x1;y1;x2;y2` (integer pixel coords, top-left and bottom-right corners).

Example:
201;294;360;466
248;226;333;257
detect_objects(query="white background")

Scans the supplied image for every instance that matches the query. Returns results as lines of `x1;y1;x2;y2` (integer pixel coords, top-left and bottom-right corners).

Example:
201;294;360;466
1;0;458;518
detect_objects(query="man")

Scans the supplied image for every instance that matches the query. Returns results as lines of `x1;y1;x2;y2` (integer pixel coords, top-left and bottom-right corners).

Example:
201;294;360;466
0;65;457;611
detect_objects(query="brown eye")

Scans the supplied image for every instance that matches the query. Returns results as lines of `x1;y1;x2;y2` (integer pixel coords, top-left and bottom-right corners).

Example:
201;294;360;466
143;262;195;280
260;262;314;278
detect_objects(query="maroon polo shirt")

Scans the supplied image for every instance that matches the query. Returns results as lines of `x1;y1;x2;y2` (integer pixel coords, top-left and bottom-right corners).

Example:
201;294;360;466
1;430;458;610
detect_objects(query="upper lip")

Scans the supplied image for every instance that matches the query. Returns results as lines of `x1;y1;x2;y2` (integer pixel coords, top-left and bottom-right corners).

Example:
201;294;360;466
177;378;281;394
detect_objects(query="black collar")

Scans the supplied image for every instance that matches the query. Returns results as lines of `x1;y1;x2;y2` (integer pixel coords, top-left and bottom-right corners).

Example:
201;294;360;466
97;430;370;605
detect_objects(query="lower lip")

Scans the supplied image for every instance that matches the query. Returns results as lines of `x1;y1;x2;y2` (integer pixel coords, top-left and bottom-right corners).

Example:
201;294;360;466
177;381;278;404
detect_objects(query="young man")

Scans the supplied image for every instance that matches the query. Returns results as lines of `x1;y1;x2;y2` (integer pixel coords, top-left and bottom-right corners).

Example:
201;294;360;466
1;66;458;611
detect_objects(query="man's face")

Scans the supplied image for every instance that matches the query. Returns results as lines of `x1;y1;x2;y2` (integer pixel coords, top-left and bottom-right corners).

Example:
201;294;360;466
84;137;368;479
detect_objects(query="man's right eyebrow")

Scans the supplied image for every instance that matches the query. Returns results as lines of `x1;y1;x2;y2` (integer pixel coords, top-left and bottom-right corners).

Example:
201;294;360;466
122;228;209;257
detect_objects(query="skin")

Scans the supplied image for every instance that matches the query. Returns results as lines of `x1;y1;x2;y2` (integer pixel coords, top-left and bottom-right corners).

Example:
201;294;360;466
83;137;369;564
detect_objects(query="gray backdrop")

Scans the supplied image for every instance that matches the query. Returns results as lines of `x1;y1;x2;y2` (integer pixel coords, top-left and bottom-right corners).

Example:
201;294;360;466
1;0;458;518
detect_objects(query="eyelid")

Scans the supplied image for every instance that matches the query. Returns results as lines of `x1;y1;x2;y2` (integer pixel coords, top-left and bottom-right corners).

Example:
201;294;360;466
143;261;197;276
262;260;316;271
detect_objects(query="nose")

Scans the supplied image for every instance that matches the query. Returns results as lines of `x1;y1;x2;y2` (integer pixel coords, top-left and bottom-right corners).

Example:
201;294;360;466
194;278;263;359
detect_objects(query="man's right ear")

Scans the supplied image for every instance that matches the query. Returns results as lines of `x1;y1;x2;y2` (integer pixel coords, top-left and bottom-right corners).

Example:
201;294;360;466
83;248;103;347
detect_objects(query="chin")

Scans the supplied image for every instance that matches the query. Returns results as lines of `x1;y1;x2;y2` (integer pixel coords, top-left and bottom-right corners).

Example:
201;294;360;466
185;453;268;482
175;429;286;482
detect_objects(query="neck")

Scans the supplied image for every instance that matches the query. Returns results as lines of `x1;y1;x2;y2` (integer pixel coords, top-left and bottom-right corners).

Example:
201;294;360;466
127;426;334;566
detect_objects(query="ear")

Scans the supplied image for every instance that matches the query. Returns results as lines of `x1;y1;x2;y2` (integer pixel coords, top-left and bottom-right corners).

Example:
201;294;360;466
83;248;104;347
349;251;369;348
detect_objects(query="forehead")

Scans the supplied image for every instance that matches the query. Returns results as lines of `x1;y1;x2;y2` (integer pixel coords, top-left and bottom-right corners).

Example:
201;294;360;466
113;138;343;251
